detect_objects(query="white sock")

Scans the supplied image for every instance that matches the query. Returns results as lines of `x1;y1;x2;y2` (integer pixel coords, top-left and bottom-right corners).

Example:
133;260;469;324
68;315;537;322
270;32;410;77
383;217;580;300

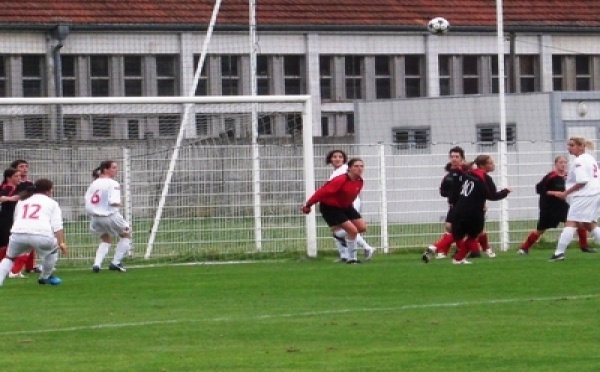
333;238;348;259
112;238;131;265
0;257;14;286
591;226;600;245
94;242;111;267
346;238;358;260
334;229;347;239
555;226;576;255
356;234;372;250
40;251;58;279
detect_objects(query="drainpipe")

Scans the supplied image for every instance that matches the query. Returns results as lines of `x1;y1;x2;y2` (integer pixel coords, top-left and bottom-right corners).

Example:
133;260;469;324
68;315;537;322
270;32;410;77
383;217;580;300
52;24;69;140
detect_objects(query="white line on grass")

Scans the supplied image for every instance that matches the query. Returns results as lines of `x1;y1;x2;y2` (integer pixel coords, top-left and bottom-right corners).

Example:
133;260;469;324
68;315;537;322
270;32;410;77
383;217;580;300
0;293;597;336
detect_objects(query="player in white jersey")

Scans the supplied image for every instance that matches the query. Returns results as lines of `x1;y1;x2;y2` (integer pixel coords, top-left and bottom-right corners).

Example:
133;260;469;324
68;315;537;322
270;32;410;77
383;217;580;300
326;150;375;262
549;136;600;261
0;179;68;287
85;160;131;273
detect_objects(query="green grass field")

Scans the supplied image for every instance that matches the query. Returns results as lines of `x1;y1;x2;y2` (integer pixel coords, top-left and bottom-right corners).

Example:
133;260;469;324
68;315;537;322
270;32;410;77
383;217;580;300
1;243;599;372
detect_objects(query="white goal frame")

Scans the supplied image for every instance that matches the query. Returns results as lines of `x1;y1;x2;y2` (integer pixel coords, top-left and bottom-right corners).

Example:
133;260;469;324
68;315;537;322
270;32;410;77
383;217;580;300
0;95;317;259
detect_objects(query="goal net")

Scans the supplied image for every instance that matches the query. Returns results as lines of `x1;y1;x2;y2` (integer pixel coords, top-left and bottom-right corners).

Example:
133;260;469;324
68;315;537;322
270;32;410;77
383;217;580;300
0;95;315;266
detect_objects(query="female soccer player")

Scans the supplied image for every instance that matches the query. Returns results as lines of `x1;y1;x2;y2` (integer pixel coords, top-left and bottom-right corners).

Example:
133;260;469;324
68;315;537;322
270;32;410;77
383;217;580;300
85;160;132;272
549;137;600;261
326;150;375;262
519;155;590;254
0;178;68;287
423;155;511;264
302;158;366;264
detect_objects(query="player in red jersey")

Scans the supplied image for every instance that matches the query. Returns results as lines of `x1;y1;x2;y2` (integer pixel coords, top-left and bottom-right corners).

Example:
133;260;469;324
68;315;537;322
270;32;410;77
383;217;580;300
302;158;366;264
423;155;511;264
0;168;30;277
518;155;590;255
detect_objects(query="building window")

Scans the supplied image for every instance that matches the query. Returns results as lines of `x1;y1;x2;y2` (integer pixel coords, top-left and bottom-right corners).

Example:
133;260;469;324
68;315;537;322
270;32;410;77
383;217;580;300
320;56;333;100
61;55;77;97
575;55;591;91
127;119;140;139
552;55;564;91
90;56;110;97
345;56;363;99
157;55;178;96
492;55;508;94
346;113;355;135
439;56;452;96
195;115;209;137
519;56;538;93
392;127;430;153
477;124;517;151
463;56;480;95
256;55;270;95
285;113;302;136
405;55;424;98
22;56;44;97
375;56;391;99
24;116;49;139
258;114;273;136
92;117;111;137
63;117;78;139
0;120;4;141
0;56;5;97
124;56;143;96
224;117;236;140
321;116;330;137
284;56;304;95
193;55;209;96
159;115;179;136
221;55;239;96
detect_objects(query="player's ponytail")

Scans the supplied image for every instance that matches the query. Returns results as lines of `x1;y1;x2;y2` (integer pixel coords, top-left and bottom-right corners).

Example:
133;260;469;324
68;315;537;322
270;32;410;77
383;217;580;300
92;167;102;180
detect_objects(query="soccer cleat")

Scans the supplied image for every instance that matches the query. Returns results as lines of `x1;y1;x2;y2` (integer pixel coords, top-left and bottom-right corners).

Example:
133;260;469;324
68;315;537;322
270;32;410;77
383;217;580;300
346;259;361;264
25;267;42;274
365;247;376;261
92;265;100;273
518;249;529;255
422;245;436;263
334;258;348;263
38;276;62;285
435;252;447;259
8;272;27;279
485;248;496;258
581;247;597;253
548;253;565;262
109;263;127;272
452;258;472;265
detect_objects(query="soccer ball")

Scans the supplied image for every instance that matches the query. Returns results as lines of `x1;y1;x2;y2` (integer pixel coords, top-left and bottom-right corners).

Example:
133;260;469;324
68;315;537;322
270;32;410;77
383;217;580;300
427;17;450;35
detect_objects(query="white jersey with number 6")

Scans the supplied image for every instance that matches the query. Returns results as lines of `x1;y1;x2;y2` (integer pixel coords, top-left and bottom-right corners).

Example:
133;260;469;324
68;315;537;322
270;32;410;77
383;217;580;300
85;178;121;216
11;193;63;238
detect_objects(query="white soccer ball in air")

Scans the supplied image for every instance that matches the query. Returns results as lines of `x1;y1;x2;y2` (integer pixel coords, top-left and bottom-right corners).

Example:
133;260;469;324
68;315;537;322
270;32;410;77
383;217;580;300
427;17;450;35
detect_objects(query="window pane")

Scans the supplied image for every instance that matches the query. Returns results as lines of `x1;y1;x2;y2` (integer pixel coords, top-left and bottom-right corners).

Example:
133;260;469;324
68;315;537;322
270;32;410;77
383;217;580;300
157;80;175;96
127;119;139;139
156;56;176;76
24;116;49;139
438;56;450;76
284;56;301;76
575;56;590;75
346;113;354;134
91;80;109;97
319;56;331;75
406;78;422;98
63;117;78;139
90;56;109;76
552;55;563;75
321;116;329;137
62;80;76;97
23;81;42;97
519;56;535;75
22;56;41;76
405;56;421;76
61;55;75;77
92;117;111;137
125;80;143;96
463;56;478;75
158;115;179;136
376;78;391;99
258;115;272;136
576;78;591;91
221;56;238;76
375;56;390;75
124;56;142;76
320;78;332;100
345;56;361;75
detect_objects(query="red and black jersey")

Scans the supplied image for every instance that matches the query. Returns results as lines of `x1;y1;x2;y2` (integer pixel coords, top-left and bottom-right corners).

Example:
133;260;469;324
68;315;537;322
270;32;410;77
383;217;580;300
306;173;363;209
536;170;569;214
16;179;34;196
454;168;510;216
0;183;18;223
439;164;468;205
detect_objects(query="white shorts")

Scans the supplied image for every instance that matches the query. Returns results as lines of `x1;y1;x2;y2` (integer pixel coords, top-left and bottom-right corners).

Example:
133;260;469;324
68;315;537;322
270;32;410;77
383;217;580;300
7;233;57;258
566;195;600;222
90;213;131;237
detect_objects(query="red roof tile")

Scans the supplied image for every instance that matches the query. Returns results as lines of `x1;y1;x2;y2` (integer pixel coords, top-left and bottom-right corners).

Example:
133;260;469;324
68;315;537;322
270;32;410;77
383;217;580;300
0;0;598;29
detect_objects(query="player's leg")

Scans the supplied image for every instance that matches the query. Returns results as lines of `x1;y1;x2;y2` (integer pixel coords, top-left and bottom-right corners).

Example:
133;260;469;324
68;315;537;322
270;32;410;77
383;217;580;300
36;238;62;285
346;207;366;263
0;237;31;286
91;217;111;272
551;197;593;261
331;228;348;262
109;214;131;272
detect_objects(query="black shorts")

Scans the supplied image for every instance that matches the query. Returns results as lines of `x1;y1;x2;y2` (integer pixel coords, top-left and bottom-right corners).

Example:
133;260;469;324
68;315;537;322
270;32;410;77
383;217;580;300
319;203;362;227
452;213;485;240
536;211;566;231
445;206;457;224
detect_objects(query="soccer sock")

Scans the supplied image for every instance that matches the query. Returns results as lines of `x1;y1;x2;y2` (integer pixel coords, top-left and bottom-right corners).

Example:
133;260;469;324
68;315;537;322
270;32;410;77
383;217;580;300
356;234;372;250
333;238;348;259
521;231;541;250
453;239;469;261
434;233;454;254
477;233;489;250
590;226;600;245
578;228;589;248
0;257;14;286
112;238;131;265
10;255;28;274
555;226;576;255
40;251;58;280
94;242;111;267
346;238;358;260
